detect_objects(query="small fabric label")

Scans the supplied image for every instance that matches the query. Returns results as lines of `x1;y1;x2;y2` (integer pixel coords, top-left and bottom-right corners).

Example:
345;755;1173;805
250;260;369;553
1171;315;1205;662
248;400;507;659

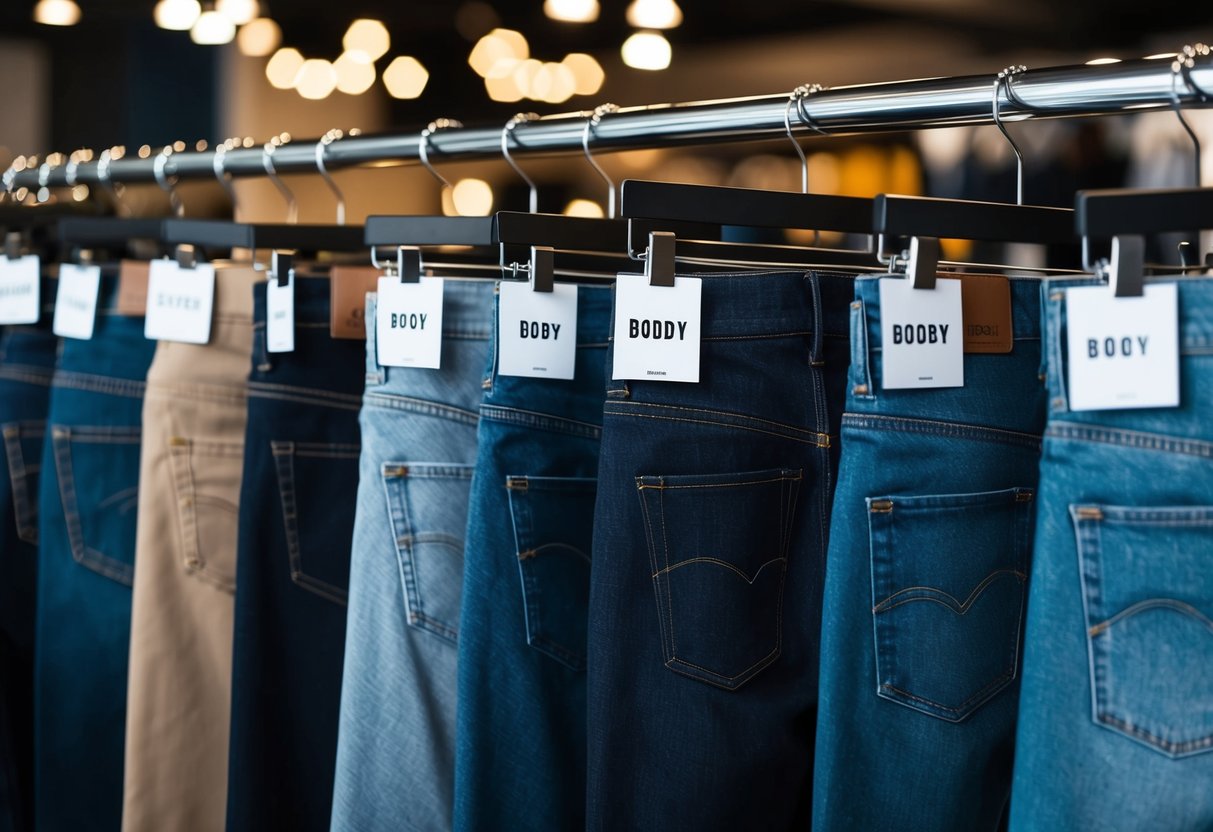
959;274;1013;354
330;266;382;339
53;263;101;340
116;260;150;316
879;276;964;389
144;259;216;344
1065;282;1179;411
266;273;295;353
0;255;41;325
375;276;444;369
612;273;702;383
498;281;579;380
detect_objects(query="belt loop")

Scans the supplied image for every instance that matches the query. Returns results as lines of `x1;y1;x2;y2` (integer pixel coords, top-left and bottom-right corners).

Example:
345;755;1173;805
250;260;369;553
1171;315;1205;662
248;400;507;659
806;272;824;367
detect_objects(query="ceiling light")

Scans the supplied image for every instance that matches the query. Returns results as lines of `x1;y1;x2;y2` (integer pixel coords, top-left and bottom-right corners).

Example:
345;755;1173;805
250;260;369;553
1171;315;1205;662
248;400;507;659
469;28;529;77
335;51;377;95
626;0;682;29
236;17;280;56
452;178;493;216
294;59;338;100
383;56;429;99
561;53;604;96
216;0;258;25
544;0;599;23
343;19;390;62
621;31;671;70
564;198;604;218
265;47;304;89
33;0;81;26
191;9;237;44
484;69;524;103
154;0;201;31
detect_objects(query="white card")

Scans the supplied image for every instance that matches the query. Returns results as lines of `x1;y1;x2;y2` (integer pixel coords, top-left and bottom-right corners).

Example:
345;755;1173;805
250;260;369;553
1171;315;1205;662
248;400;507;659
266;273;295;353
612;273;702;383
879;277;964;389
0;255;41;325
376;276;444;369
498;281;579;380
144;259;216;344
1066;282;1179;411
53;263;101;340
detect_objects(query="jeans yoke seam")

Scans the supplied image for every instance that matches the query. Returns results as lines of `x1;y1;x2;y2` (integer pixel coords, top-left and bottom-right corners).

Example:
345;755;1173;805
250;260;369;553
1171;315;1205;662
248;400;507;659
247;380;365;407
0;366;55;387
363;392;479;426
1047;422;1213;458
614;400;826;439
843;413;1041;449
248;388;363;412
478;403;602;440
51;370;148;398
607;409;830;446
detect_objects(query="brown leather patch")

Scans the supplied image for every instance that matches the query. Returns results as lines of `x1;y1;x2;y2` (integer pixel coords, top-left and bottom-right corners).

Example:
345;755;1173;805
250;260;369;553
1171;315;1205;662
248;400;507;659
116;260;150;317
959;274;1013;353
329;266;381;339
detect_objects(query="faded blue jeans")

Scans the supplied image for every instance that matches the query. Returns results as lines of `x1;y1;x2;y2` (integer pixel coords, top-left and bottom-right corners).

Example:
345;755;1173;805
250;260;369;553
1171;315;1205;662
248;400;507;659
331;281;493;832
1009;275;1213;831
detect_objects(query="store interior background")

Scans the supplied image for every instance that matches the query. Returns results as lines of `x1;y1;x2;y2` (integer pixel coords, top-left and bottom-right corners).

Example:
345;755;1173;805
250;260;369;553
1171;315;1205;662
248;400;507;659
1;0;1211;260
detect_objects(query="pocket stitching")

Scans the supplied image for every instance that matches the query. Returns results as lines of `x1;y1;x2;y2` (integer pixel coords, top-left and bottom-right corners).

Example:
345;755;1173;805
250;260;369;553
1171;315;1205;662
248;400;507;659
272;445;350;606
3;423;42;543
167;438;238;594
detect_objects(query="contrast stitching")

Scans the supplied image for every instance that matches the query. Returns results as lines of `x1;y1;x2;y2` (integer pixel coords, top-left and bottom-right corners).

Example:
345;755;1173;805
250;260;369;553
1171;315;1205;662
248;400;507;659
652;555;785;583
607;410;831;446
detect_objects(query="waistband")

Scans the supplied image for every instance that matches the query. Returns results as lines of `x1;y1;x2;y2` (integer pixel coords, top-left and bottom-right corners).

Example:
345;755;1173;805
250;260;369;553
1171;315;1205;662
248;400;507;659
209;265;258;321
1045;274;1213;353
854;273;1043;341
252;274;332;326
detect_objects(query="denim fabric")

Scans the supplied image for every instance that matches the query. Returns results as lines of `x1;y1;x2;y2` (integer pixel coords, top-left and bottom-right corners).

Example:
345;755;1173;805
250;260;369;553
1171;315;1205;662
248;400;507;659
453;285;610;832
812;275;1046;831
586;271;853;831
225;277;364;831
331;281;493;832
32;274;155;831
1009;275;1213;831
0;300;58;832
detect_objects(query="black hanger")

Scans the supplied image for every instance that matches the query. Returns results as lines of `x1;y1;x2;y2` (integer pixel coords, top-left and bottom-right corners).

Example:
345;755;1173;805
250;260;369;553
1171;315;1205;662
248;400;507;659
57;217;166;263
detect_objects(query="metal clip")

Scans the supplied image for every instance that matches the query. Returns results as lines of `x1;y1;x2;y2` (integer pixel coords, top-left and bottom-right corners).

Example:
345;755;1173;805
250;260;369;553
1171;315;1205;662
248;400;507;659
176;244;199;271
3;231;22;261
530;245;554;292
1108;234;1145;298
271;249;295;288
907;236;940;289
645;231;676;287
398;246;422;283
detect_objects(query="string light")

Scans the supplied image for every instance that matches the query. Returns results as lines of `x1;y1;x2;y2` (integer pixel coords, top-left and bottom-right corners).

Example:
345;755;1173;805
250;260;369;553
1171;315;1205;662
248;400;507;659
216;0;258;25
343;19;391;62
294;59;338;100
562;53;604;96
237;17;280;56
383;57;429;99
191;9;237;45
32;0;81;26
154;0;201;31
626;0;682;29
334;51;377;95
544;0;599;23
266;48;304;89
621;31;671;70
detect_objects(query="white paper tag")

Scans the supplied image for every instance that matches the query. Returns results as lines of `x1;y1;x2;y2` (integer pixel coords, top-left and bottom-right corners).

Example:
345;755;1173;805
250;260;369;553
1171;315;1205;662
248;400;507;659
0;255;41;325
498;281;578;380
375;276;444;369
879;277;964;389
266;273;295;353
1065;282;1179;411
611;274;702;383
144;259;216;344
53;263;101;340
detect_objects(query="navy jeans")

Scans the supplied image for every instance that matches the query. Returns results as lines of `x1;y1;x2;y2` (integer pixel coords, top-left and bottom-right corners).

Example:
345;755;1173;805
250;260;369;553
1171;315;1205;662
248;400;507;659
586;271;853;831
454;286;611;832
225;277;365;831
813;275;1046;831
33;275;155;831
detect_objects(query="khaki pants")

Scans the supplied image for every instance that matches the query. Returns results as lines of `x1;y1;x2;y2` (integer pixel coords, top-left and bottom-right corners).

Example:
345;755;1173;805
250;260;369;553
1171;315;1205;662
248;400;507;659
122;267;257;832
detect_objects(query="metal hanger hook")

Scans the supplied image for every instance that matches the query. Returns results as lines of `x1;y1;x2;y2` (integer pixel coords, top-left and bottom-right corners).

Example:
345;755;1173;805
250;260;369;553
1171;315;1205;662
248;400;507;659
316;129;347;225
1171;45;1208;186
993;65;1027;205
418;118;463;194
501;113;540;213
794;82;829;137
96;146;131;217
581;104;619;218
153;145;185;218
262;137;299;224
213;139;240;222
785;84;824;194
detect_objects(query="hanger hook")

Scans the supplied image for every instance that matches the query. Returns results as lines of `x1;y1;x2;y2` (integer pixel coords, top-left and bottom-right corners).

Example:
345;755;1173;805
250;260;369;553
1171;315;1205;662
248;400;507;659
1171;44;1210;186
501;112;540;213
581;103;619;218
153;145;185;218
418;118;463;196
993;65;1027;205
262;136;299;224
96;146;131;217
786;84;824;194
35;156;58;204
315;129;348;225
213;139;241;221
795;82;830;138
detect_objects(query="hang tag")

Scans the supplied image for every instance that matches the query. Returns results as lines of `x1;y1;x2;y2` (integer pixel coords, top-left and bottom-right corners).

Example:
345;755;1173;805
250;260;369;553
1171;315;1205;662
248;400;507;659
0;255;41;325
375;276;444;369
959;275;1013;354
144;258;216;344
266;274;295;353
612;273;702;383
879;276;964;389
1065;282;1179;411
498;281;579;380
53;263;101;340
116;260;150;316
330;266;382;339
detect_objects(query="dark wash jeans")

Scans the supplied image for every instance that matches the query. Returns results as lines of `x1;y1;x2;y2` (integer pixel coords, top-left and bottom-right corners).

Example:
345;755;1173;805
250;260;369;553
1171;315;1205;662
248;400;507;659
586;271;853;831
225;277;365;832
813;275;1046;831
454;285;610;832
33;274;155;831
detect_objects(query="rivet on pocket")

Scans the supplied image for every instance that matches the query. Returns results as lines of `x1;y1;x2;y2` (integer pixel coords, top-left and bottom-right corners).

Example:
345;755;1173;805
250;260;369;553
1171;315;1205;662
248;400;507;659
870;499;893;513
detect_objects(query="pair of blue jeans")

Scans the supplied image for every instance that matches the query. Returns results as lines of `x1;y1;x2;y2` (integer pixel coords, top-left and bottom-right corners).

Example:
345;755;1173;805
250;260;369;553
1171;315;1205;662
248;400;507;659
225;277;365;831
331;281;494;832
813;274;1046;831
33;274;155;831
586;270;853;831
454;285;611;832
1009;275;1213;831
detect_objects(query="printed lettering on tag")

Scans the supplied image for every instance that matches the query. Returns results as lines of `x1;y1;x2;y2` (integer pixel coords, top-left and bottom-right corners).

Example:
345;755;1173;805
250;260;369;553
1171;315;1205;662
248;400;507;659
144;259;216;344
53;263;102;340
375;276;444;369
266;274;295;353
330;266;381;339
498;281;578;379
116;260;150;316
612;273;702;383
879;277;964;389
1065;282;1179;411
0;255;41;325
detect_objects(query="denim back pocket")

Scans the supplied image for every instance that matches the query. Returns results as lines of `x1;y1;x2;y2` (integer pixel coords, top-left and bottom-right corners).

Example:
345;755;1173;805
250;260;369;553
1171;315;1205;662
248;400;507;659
868;487;1033;722
636;468;802;691
382;462;474;644
1071;503;1213;758
51;425;143;586
506;475;596;672
271;441;360;605
167;436;244;594
3;421;45;544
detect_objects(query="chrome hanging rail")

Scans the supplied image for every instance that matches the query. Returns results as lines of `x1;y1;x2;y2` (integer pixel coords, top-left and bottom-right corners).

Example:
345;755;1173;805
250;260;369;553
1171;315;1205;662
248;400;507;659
8;53;1213;190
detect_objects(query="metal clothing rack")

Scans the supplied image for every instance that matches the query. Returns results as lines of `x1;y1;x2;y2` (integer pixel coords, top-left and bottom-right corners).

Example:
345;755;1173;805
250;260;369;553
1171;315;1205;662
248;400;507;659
6;54;1213;191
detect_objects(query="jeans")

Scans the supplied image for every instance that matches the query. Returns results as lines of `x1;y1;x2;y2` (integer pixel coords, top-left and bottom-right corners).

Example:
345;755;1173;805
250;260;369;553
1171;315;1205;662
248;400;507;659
454;286;611;832
225;277;364;831
586;271;853;831
813;275;1046;831
331;281;493;832
1009;275;1213;831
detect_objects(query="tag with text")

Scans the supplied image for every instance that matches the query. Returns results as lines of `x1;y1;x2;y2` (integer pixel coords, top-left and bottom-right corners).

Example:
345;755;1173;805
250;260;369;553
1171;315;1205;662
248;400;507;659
1066;282;1179;411
266;274;295;353
612;273;702;383
879;277;964;389
376;276;444;369
498;281;578;380
0;255;41;325
53;263;101;340
144;259;216;344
